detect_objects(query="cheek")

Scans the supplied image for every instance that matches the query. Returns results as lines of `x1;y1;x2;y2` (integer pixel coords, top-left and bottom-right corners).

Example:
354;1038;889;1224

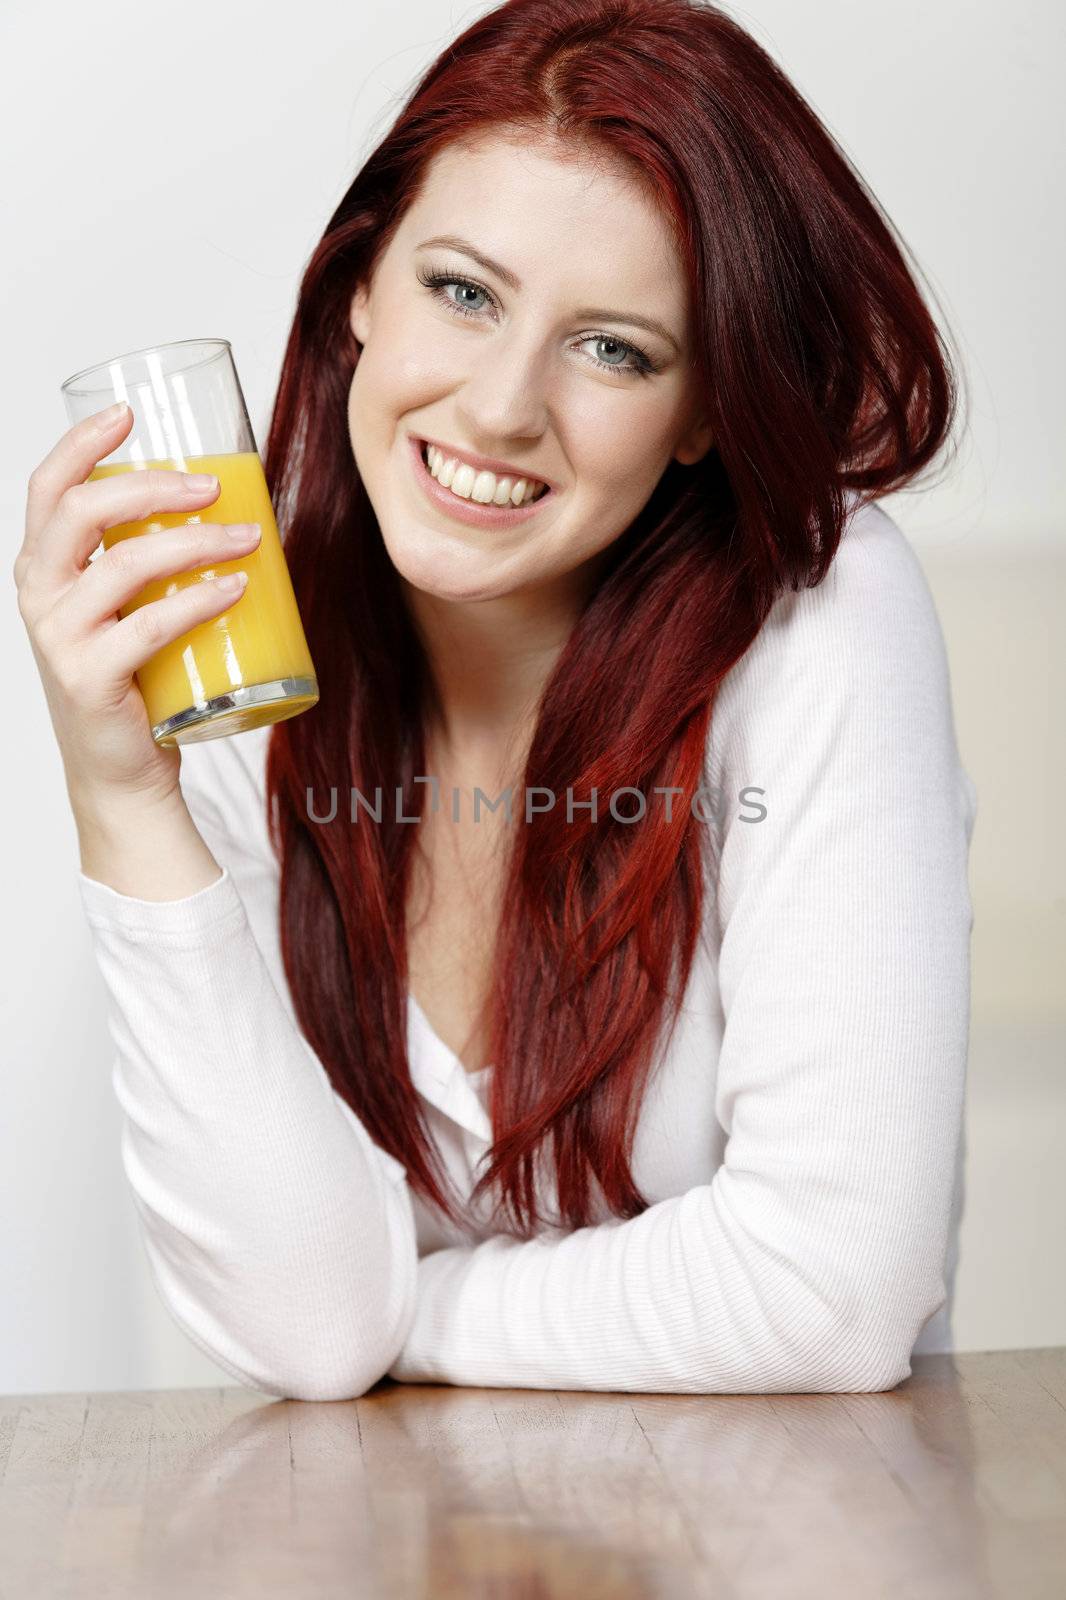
346;366;375;474
571;409;671;511
347;326;435;482
364;302;455;401
348;303;405;404
566;387;671;482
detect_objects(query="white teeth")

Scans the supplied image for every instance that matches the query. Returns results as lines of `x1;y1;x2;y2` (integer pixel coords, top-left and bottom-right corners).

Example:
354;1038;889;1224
425;443;546;506
451;462;476;499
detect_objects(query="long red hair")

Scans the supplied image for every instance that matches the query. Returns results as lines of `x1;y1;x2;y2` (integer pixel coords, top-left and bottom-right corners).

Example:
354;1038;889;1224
260;0;963;1236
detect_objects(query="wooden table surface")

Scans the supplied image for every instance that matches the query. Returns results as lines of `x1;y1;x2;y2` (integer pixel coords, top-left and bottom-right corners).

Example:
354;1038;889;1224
2;1349;1064;1599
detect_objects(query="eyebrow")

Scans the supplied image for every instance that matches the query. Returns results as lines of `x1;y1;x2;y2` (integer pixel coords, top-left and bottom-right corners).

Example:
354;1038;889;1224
416;234;681;354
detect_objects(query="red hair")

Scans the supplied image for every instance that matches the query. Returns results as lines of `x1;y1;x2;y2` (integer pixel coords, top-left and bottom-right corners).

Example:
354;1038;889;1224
260;0;963;1235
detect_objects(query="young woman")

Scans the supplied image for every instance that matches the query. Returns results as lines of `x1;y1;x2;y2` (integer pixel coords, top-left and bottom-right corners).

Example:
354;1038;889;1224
16;0;976;1400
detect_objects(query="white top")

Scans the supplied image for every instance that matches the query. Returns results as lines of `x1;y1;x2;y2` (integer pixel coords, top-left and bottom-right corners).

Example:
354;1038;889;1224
76;498;977;1400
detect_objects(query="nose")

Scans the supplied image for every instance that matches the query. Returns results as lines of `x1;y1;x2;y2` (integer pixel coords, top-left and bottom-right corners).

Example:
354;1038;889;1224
454;327;550;450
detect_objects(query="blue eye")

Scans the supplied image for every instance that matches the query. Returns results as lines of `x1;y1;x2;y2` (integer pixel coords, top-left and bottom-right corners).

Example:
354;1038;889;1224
442;279;491;315
415;266;657;378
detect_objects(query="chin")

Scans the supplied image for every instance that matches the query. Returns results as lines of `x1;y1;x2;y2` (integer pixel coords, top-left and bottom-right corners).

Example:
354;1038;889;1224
385;536;522;604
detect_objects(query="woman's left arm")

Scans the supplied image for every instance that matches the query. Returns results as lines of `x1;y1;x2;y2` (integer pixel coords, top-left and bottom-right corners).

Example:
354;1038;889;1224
388;504;978;1394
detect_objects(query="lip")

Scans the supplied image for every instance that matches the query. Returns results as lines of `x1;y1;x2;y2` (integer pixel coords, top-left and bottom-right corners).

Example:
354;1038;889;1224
407;435;556;529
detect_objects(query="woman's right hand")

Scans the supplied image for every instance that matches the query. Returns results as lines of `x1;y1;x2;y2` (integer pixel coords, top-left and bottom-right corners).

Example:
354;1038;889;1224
13;402;263;810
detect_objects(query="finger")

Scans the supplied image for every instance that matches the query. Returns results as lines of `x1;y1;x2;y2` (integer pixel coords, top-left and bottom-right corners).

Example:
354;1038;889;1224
28;465;224;595
53;519;262;643
95;571;251;690
23;402;135;553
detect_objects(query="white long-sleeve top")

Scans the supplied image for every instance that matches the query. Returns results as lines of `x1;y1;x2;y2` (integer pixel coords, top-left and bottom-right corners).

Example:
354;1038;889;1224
76;497;977;1401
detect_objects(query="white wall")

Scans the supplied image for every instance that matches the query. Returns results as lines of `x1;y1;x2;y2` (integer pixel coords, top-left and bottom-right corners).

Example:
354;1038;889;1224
2;0;1062;1396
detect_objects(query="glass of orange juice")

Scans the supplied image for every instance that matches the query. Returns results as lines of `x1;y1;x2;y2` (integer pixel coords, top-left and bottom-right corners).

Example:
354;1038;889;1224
60;338;318;745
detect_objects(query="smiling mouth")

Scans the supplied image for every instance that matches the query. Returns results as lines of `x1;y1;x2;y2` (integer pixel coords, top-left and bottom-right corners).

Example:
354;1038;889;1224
418;440;551;505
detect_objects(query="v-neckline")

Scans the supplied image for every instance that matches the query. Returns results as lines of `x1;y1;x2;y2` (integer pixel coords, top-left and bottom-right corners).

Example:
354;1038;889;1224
405;992;494;1145
407;991;493;1082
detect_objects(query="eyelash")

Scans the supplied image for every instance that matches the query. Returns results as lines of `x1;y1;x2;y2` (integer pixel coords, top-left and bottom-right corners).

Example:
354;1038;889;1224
416;265;658;379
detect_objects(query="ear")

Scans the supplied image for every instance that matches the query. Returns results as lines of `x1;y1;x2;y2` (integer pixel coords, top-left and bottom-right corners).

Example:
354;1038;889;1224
350;282;371;347
673;412;714;467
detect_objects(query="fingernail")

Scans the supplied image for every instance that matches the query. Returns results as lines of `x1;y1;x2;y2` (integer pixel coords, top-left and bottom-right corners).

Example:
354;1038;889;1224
93;400;129;431
224;521;260;541
215;572;247;593
183;473;218;491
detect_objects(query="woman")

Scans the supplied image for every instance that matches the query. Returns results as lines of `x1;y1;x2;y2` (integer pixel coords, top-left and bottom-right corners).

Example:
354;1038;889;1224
15;0;976;1400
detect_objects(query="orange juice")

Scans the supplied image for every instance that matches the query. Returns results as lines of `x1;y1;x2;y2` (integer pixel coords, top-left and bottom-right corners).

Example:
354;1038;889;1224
89;451;318;744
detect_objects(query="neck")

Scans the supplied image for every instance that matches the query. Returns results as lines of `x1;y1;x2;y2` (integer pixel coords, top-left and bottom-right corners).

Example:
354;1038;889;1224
403;564;604;769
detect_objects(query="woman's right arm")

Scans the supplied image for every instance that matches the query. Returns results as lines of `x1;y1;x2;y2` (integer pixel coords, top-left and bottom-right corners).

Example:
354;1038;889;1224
14;404;418;1400
76;758;419;1402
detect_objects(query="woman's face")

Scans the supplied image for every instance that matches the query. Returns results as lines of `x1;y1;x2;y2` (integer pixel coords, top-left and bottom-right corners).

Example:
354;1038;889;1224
347;131;712;606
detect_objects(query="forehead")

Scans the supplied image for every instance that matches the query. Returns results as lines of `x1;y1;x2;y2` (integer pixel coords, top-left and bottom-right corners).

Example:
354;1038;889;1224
396;132;688;312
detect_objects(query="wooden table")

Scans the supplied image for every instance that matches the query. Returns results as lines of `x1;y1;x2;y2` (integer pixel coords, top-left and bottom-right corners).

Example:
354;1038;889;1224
2;1350;1064;1598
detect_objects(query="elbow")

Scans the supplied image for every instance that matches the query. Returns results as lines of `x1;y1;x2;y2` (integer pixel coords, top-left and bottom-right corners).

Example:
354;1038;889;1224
802;1288;941;1394
254;1276;420;1403
264;1356;390;1403
735;1326;914;1396
161;1318;403;1403
811;1337;914;1394
238;1328;408;1402
155;1278;418;1404
143;1209;420;1402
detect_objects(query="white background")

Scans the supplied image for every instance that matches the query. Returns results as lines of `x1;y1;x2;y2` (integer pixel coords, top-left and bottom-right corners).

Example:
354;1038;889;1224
2;0;1063;1395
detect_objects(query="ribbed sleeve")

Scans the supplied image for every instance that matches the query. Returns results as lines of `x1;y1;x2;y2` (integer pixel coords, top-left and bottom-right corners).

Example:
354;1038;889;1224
77;729;418;1401
386;505;977;1394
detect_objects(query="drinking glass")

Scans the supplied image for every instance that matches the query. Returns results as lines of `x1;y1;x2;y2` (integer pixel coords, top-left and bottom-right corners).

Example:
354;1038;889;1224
60;338;318;745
